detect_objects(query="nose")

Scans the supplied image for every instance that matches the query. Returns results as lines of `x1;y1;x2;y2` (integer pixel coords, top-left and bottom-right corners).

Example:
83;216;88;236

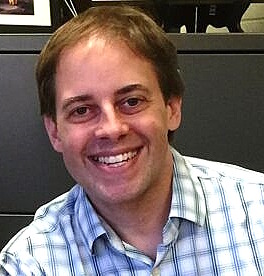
94;103;129;141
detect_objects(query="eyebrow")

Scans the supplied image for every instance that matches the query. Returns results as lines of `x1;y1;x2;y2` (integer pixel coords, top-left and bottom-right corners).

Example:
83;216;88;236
115;84;150;95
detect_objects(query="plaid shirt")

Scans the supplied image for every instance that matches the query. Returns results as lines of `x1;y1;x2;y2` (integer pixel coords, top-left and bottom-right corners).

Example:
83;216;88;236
1;148;264;275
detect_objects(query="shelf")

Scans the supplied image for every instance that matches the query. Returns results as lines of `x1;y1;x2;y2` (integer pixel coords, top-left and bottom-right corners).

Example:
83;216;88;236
0;33;264;52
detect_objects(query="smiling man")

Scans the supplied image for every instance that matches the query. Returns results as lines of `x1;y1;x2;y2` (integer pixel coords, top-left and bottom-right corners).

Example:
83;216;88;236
43;35;181;259
1;5;264;276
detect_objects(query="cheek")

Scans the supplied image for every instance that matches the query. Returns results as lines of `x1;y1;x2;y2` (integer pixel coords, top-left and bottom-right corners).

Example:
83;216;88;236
135;112;170;142
59;130;89;175
58;126;91;154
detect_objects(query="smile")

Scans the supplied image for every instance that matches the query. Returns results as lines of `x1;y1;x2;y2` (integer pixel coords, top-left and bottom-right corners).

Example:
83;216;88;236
92;150;138;166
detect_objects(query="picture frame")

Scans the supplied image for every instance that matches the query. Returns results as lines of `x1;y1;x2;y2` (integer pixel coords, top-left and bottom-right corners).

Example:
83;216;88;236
0;0;62;33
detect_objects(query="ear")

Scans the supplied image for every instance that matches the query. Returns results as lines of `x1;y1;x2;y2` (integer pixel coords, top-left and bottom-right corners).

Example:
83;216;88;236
166;96;182;131
43;116;63;153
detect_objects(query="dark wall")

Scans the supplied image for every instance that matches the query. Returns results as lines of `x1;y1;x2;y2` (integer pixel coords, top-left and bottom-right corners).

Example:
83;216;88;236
0;34;264;250
175;53;264;173
0;37;74;250
0;54;74;214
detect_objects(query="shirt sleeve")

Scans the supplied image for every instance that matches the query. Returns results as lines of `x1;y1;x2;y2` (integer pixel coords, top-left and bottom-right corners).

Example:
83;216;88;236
0;251;45;276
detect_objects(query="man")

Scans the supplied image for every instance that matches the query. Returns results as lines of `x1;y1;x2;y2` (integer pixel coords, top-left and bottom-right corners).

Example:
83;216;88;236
1;5;264;276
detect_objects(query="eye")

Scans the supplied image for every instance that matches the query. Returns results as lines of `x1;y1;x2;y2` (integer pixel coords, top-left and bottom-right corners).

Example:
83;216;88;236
67;105;99;123
75;106;88;115
125;97;140;107
119;96;147;114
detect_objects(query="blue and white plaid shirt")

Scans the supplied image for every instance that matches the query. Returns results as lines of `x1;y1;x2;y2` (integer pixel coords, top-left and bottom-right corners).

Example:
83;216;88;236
1;148;264;275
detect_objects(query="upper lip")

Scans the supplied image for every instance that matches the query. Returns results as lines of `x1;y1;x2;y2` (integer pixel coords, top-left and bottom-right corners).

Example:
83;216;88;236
88;146;142;159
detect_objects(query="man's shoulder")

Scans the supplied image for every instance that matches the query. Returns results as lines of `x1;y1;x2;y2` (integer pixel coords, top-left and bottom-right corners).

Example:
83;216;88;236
183;155;264;219
185;155;264;185
33;184;81;230
1;185;81;252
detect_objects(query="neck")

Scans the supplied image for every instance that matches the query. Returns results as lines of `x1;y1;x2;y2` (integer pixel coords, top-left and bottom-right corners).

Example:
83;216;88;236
93;172;173;260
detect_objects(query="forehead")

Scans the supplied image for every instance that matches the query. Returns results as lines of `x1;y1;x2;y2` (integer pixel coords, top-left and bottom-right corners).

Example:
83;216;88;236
54;37;160;101
56;34;149;69
56;35;156;77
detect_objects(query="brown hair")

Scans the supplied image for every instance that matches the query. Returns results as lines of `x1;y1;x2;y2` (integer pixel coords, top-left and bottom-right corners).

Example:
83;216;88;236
36;5;184;120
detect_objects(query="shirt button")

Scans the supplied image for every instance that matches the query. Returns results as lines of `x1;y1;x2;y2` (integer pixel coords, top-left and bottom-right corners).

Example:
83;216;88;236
151;267;160;276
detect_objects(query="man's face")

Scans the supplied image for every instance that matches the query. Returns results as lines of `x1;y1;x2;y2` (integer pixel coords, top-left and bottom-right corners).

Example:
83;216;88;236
44;38;182;209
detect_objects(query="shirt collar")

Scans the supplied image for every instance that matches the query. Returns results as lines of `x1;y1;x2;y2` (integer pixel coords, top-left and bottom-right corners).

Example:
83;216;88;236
75;188;128;255
74;187;107;253
169;147;206;226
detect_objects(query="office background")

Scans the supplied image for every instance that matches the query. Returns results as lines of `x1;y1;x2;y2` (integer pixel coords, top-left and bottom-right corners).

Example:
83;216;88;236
1;1;264;250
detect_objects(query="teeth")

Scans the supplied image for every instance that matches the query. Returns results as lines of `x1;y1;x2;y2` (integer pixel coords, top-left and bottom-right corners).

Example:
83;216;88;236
96;151;137;165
